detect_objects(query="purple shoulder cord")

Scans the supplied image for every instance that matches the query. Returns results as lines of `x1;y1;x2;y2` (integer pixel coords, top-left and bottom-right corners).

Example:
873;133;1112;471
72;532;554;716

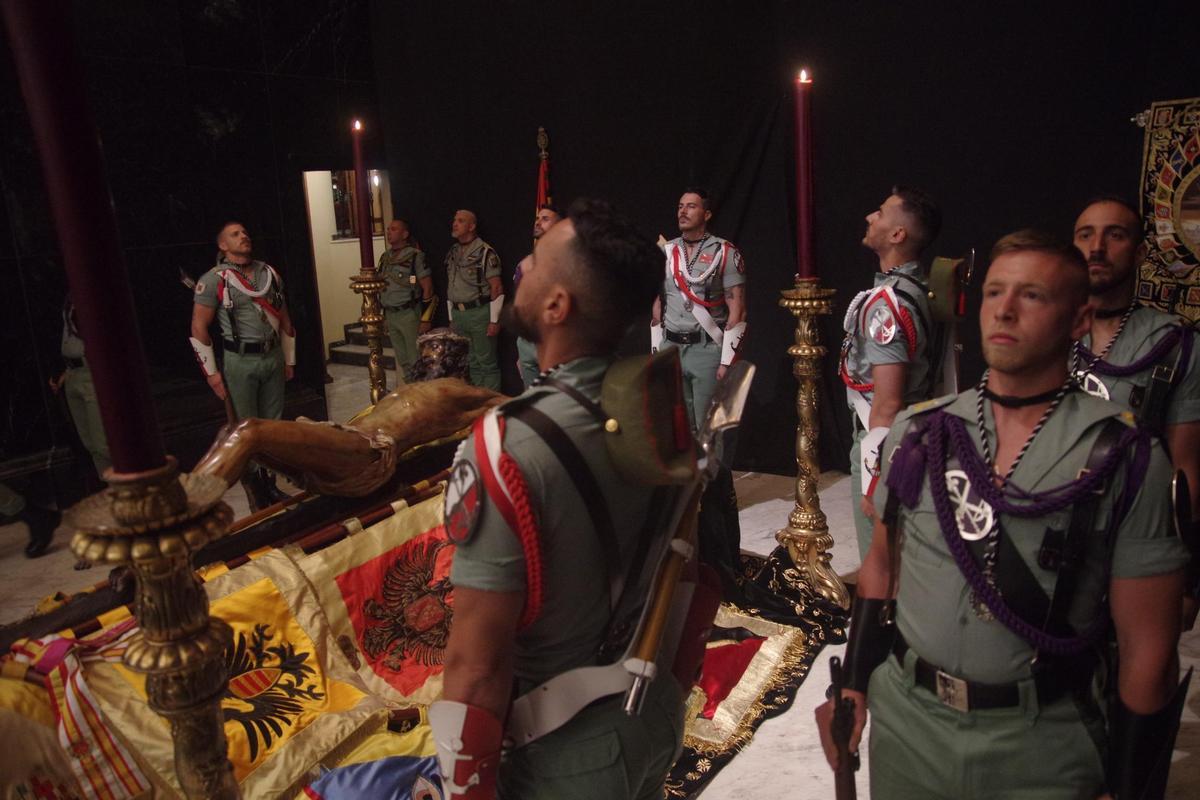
887;409;1148;656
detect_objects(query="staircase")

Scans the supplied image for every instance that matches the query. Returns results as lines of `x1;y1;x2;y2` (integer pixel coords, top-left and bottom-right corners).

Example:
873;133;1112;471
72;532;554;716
328;323;398;369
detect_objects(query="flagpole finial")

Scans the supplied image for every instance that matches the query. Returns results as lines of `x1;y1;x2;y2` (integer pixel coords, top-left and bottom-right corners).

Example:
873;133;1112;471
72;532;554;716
537;126;549;158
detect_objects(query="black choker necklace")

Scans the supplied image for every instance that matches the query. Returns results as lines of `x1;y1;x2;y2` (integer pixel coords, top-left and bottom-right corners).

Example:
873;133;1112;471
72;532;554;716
981;385;1069;408
682;236;706;244
1094;304;1135;320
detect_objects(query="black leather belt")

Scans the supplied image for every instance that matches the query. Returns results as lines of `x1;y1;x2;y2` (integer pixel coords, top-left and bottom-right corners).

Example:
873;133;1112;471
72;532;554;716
385;299;417;311
452;298;486;311
64;356;85;369
893;634;1079;712
223;338;276;355
664;328;712;345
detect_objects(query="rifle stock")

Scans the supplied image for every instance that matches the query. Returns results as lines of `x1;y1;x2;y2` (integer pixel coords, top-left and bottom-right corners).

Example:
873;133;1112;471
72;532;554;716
829;656;859;800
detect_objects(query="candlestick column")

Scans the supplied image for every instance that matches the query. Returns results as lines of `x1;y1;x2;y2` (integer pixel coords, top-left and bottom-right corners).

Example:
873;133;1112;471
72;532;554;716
776;69;848;609
1;1;240;794
349;120;388;404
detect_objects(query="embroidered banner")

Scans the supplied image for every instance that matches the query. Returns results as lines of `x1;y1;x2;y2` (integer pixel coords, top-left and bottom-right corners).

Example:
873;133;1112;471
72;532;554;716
1138;96;1200;323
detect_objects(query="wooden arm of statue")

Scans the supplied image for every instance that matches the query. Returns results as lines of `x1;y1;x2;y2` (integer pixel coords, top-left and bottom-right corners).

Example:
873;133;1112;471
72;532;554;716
195;329;504;498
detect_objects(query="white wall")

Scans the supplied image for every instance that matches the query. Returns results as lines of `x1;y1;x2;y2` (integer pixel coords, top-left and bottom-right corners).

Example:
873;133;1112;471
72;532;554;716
303;171;391;355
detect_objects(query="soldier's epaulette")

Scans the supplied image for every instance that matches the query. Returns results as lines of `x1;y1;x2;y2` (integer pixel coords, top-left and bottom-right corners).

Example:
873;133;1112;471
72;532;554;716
496;386;555;416
907;393;956;415
889;393;955;433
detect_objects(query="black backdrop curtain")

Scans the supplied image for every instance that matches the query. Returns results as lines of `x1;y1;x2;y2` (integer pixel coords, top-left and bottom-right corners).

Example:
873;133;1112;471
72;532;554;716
369;0;1198;474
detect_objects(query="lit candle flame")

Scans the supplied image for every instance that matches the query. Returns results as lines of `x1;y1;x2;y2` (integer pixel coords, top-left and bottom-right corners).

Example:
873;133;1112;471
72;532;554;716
353;119;362;131
798;69;812;83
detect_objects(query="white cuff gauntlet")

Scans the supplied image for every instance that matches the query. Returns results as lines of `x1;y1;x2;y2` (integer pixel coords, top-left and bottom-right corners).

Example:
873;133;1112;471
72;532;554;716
489;294;504;324
189;337;218;377
721;321;747;366
281;330;296;366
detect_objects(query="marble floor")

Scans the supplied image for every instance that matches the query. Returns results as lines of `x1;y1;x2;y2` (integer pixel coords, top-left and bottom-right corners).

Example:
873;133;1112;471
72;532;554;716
1;363;1197;798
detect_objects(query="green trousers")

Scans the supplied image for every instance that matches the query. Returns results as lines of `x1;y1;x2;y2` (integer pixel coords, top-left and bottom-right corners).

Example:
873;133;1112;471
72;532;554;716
450;304;500;391
224;348;285;420
849;428;873;559
661;339;721;431
0;482;24;517
516;336;540;388
384;306;420;381
64;365;111;475
868;653;1106;799
499;675;685;800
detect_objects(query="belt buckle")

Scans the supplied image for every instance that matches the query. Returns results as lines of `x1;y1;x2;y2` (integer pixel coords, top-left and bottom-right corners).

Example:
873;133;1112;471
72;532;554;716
935;669;970;712
1151;364;1175;384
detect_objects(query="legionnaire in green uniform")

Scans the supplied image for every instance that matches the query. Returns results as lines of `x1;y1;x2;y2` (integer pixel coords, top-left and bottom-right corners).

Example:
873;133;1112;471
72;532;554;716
817;231;1190;800
379;218;435;380
840;186;941;558
432;198;685;800
445;209;503;392
651;188;747;431
48;298;111;478
1071;196;1200;533
190;221;297;507
514;205;561;388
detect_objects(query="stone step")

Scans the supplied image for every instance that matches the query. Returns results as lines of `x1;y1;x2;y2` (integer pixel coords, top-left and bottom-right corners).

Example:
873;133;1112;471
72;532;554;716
341;322;393;349
328;342;397;370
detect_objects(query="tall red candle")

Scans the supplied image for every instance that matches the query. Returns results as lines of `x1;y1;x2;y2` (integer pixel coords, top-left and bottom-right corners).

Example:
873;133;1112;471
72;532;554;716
794;69;816;280
2;0;165;474
351;119;375;272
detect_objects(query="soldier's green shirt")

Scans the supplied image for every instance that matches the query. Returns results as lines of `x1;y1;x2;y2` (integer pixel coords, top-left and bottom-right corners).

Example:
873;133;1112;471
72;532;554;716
448;357;665;687
378;245;430;308
1076;304;1200;425
445;238;501;304
841;261;933;410
660;235;746;334
874;390;1188;686
193;260;284;342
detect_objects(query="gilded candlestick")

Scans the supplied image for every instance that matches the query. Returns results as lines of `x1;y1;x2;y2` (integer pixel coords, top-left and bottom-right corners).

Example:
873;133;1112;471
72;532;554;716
777;278;850;609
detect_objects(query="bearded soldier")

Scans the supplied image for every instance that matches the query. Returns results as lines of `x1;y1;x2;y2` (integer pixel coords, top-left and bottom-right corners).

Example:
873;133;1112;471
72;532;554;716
1071;196;1200;524
433;198;688;799
651;188;746;430
816;230;1189;800
379;218;435;380
840;186;942;558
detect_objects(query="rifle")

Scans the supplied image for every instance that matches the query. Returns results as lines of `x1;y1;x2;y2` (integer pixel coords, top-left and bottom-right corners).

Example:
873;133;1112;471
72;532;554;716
829;655;859;800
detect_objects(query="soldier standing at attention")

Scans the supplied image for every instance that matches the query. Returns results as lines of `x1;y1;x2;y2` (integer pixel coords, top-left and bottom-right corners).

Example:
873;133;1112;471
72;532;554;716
514;204;561;388
651;188;747;430
379;218;435;380
1070;196;1200;522
840;186;941;558
445;209;503;391
190;221;296;506
432;198;684;800
816;230;1189;799
48;297;111;479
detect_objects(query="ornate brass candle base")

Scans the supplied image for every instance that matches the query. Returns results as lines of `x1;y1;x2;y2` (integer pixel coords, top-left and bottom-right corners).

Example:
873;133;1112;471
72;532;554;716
69;458;240;799
777;278;850;610
351;270;389;404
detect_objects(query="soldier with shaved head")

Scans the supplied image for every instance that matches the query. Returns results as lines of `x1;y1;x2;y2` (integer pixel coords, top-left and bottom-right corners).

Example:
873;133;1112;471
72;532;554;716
445;209;503;391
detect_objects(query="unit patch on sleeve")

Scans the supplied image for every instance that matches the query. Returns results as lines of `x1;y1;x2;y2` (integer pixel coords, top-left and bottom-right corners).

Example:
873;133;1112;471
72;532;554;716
444;460;482;544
